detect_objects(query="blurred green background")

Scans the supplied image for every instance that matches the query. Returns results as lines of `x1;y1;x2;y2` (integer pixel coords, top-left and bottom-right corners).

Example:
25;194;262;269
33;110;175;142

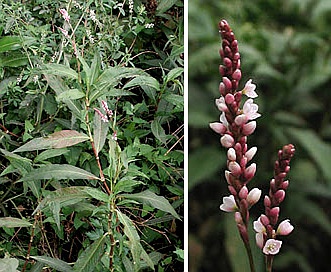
188;0;331;271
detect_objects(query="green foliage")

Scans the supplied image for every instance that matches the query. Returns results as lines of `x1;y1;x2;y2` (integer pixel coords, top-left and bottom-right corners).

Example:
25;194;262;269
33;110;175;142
0;0;183;271
189;0;331;271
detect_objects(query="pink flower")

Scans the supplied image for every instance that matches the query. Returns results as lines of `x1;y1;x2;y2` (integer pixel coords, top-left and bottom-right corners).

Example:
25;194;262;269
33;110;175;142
242;121;257;135
94;108;108;123
216;97;228;112
209;122;227;135
227;148;236;161
243;99;261;120
253;216;266;248
242;79;258;98
220;195;237;212
101;100;113;117
245;146;257;161
59;8;70;22
277;219;294;236
58;27;69;38
112;131;117;141
263;239;282;255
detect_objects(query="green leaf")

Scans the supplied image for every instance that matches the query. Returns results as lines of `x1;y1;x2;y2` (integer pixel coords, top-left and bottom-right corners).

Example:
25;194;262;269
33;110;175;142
0;36;21;52
163;67;184;84
30;256;72;272
34;148;70;163
156;0;178;15
151;119;168;144
73;235;106;272
93;111;109;155
45;75;82;118
0;54;28;67
121;190;180;219
19;164;99;182
0;257;19;272
0;217;32;228
117;211;155;270
83;187;110;202
287;128;331;184
50;201;61;230
57;89;85;101
14;130;89;152
0;149;32;175
42;63;78;80
123;75;160;102
163;93;184;111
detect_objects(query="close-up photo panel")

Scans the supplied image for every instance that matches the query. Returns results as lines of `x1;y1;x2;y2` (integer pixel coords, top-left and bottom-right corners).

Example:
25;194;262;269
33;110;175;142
189;0;331;272
0;0;184;271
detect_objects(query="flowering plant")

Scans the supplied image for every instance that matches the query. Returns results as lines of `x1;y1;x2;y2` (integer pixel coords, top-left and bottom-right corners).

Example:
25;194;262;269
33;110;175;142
210;19;295;272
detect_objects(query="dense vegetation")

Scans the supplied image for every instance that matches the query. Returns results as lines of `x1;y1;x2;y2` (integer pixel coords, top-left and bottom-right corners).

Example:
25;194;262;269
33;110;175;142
0;0;183;271
189;0;331;271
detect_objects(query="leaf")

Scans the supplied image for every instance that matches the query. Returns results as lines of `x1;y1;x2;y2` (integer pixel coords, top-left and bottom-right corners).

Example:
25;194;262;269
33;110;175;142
0;149;32;175
42;63;78;79
34;148;69;163
163;93;184;111
121;190;180;219
0;217;32;228
44;75;82;118
83;187;110;202
123;75;160;102
156;0;178;15
93;111;109;155
0;36;21;52
287;128;331;184
151;119;168;144
30;256;72;272
19;164;99;182
0;54;28;67
57;89;85;101
73;235;106;272
0;257;19;272
163;67;184;83
14;130;89;152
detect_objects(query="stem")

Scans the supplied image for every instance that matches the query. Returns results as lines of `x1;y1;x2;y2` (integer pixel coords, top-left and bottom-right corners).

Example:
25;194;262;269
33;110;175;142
241;233;256;272
266;255;274;272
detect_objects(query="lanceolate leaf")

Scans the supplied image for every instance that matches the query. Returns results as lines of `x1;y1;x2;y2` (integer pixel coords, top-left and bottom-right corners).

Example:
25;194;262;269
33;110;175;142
14;130;89;152
93;111;109;155
19;164;99;182
0;217;32;228
30;256;72;272
73;235;106;272
0;36;21;52
120;190;180;219
151;119;168;144
42;63;78;79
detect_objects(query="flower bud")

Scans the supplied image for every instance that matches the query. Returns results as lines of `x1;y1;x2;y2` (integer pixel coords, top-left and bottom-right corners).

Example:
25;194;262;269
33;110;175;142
225;93;235;104
221;134;234;148
274;189;285;204
260;214;270;226
222;77;232;91
245;146;257;161
209;122;227;135
277;219;294;236
227;148;236;161
219;82;226;95
239;186;248;199
235;114;247;126
224;57;232;68
220;195;237;212
264;196;271;207
247;188;261;206
234;211;243;224
244;163;256;181
242;121;256;135
228;161;241;176
232;69;241;80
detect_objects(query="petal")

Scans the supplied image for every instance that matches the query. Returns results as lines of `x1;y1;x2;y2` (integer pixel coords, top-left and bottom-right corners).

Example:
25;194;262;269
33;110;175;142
277;219;294;236
263;239;282;255
256;233;264;249
220;195;237;212
247;188;261;206
253;217;265;233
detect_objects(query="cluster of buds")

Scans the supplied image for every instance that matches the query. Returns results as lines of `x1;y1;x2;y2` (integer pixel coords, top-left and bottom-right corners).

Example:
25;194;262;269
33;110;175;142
94;100;113;123
210;19;261;244
254;144;295;255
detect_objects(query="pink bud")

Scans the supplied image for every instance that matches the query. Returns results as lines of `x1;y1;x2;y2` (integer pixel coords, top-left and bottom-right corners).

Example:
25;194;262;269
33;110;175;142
225;93;235;104
245;146;257;161
247;188;261;206
244;163;256;181
235;114;248;126
228;185;237;196
234;211;243;224
219;82;226;95
228;161;242;176
270;207;280;218
277;219;294;236
222;77;232;91
219;65;226;76
232;69;241;80
242;121;256;135
282;180;289;190
239;186;248;199
225;170;231;184
255;233;264;249
274;190;285;204
227;148;236;161
224;57;232;68
264;196;271;207
221;134;234;148
209;122;227;135
260;214;270;226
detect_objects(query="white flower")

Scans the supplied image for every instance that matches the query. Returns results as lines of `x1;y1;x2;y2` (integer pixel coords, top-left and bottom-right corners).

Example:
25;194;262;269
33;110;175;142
242;99;261;120
242;79;258;98
263;239;282;255
247;188;261;206
216;97;228;112
253;216;266;249
277;219;294;236
220;195;237;212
